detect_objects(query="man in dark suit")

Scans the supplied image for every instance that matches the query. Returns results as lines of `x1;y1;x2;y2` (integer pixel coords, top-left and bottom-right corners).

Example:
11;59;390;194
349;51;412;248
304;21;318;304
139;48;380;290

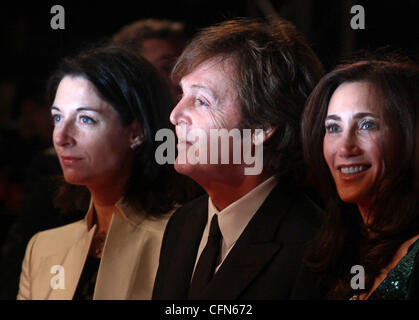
152;17;325;300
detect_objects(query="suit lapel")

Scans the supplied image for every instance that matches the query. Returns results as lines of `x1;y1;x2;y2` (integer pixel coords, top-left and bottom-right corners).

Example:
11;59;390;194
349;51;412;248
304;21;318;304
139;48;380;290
200;183;291;299
164;198;208;299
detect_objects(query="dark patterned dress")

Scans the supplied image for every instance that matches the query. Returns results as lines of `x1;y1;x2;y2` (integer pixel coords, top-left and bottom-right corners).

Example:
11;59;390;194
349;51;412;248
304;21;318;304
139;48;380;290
369;239;419;300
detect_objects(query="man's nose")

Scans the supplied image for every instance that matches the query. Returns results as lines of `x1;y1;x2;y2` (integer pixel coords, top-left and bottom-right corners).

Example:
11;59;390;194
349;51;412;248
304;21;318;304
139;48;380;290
170;98;188;126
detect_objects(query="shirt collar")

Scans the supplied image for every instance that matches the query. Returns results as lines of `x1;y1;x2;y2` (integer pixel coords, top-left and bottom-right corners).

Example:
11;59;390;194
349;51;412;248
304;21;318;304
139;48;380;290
84;199;96;231
208;175;278;249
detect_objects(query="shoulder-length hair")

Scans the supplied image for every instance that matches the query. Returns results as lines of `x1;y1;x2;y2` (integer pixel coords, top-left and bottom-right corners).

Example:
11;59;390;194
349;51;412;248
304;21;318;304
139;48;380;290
47;45;191;216
301;57;419;299
172;17;324;183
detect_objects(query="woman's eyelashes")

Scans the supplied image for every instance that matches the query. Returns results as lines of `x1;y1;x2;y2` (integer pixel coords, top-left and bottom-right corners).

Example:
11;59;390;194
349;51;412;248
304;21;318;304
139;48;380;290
324;118;379;134
51;113;62;125
50;113;98;126
325;122;341;134
79;114;97;125
358;119;379;131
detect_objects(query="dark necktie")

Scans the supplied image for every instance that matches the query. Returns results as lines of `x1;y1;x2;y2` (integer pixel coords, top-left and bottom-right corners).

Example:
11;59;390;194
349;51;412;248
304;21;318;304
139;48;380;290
188;214;222;299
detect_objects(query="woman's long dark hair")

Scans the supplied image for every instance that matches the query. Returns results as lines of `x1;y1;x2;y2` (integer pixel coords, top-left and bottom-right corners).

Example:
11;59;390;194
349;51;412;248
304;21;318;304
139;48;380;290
301;57;419;299
48;45;200;217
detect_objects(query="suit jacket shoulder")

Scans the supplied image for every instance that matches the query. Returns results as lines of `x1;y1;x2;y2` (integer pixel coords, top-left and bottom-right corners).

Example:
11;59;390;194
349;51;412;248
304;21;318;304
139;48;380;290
153;182;324;300
27;220;87;256
268;186;323;243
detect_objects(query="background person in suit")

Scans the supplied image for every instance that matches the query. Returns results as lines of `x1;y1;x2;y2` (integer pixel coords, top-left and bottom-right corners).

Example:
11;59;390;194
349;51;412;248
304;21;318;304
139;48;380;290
152;17;325;300
17;46;187;300
301;57;419;299
111;18;187;102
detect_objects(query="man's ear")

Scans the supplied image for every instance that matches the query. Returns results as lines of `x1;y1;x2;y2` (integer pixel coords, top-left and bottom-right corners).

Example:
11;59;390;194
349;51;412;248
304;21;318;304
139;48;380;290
252;126;276;146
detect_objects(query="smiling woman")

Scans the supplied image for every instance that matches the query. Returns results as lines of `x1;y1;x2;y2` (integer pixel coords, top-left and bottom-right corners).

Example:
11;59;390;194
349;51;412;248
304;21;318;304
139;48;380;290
17;46;193;300
301;57;419;300
323;81;384;221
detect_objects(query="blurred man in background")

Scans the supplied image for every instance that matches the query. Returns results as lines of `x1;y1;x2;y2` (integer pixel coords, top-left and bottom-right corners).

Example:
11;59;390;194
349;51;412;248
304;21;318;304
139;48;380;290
112;19;187;101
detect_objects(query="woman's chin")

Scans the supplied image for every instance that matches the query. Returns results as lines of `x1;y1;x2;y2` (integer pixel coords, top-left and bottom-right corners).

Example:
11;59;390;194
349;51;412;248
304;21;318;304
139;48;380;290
63;174;88;186
338;190;372;207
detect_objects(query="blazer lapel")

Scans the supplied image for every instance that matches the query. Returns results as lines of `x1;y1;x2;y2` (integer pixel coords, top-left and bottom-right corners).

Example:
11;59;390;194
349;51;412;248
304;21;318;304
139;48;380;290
45;226;95;300
200;183;291;299
93;212;166;300
93;214;136;299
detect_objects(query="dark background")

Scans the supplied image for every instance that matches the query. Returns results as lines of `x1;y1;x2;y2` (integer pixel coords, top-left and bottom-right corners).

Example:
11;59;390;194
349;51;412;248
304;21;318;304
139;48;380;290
0;0;418;299
1;0;419;79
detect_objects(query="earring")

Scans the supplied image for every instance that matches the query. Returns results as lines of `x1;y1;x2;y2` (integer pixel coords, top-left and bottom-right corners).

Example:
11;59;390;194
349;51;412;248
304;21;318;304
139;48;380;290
130;136;142;150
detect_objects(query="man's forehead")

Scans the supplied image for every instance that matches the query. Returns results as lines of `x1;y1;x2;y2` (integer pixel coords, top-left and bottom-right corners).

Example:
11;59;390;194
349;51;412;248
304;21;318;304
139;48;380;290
180;56;236;90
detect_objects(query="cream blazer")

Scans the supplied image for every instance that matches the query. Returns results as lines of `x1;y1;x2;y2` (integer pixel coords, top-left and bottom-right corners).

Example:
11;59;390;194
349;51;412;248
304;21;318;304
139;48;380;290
17;198;171;300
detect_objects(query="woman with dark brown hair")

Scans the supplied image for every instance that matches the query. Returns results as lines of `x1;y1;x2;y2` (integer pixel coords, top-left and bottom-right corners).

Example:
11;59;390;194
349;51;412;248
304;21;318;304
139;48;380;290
17;46;192;300
301;57;419;299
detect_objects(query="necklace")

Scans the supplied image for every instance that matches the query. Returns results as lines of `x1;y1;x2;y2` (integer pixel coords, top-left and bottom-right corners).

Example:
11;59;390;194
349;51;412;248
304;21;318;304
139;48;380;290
91;232;107;256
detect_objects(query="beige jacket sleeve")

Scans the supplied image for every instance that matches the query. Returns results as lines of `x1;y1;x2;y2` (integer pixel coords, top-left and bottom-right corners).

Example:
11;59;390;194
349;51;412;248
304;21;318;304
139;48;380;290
17;233;39;300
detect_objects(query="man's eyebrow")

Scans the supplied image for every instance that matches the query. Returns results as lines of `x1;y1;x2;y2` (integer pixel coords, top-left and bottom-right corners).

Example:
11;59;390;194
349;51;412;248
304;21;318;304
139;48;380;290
190;84;208;90
178;80;211;91
191;84;215;97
